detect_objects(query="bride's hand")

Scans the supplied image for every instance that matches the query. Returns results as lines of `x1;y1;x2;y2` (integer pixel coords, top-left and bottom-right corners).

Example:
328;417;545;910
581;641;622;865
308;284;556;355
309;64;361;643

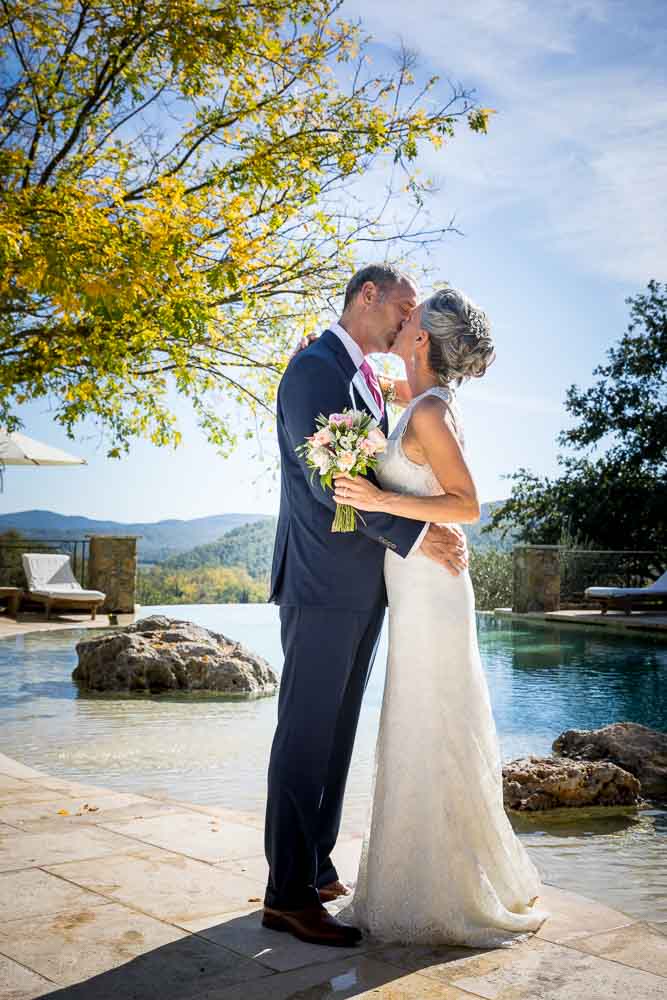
333;474;385;512
289;333;318;359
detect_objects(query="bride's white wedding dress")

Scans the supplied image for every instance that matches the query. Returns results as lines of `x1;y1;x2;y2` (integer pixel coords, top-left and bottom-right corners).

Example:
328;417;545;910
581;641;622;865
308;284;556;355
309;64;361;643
338;386;550;947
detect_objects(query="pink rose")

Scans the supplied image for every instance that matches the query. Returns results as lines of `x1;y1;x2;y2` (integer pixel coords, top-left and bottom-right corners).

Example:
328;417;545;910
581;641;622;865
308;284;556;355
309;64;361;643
329;413;347;426
312;427;333;447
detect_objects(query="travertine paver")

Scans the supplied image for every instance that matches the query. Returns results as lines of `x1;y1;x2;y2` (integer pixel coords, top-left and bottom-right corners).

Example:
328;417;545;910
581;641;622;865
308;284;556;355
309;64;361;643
0;750;665;1000
0;868;111;922
22;776;133;798
534;882;636;944
0;775;30;793
0;793;190;831
179;906;375;972
43;846;263;924
0;952;55;1000
0;754;43;779
0;903;271;993
0;902;185;986
0;612;132;642
370;935;667;999
573;920;667;977
99;810;265;863
0;785;92;806
0;824;142;873
217;834;363;889
0;820;22;835
156;800;265;830
195;955;476;1000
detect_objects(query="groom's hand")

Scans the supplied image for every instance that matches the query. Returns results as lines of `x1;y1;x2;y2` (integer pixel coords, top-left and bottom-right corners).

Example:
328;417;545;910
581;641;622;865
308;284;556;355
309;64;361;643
420;523;468;576
290;333;318;359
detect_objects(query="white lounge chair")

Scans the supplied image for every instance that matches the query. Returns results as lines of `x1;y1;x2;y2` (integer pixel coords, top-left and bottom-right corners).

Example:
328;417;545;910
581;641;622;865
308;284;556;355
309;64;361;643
22;553;106;620
585;570;667;615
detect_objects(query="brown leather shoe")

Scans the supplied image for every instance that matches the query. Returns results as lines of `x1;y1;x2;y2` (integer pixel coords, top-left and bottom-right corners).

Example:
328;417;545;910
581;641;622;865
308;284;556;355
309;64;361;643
318;880;352;902
262;903;362;947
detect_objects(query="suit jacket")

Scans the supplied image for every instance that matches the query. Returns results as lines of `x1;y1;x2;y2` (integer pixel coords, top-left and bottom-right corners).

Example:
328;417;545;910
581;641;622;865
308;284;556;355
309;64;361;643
269;329;426;610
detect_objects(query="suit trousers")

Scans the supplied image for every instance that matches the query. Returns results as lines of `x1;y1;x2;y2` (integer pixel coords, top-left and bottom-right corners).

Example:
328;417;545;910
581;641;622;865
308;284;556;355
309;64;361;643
264;602;386;909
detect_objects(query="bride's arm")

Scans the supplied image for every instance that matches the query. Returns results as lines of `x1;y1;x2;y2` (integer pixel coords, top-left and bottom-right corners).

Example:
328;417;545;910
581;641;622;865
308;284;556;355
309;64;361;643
333;397;481;524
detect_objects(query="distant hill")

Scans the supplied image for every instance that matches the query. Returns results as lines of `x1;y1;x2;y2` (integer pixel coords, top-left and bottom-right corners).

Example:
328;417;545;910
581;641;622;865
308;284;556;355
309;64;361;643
0;509;272;563
158;502;511;580
0;500;511;572
163;518;278;578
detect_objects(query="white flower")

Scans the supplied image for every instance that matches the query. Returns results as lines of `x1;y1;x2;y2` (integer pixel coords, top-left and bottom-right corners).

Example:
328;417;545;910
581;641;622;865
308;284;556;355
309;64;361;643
312;447;332;474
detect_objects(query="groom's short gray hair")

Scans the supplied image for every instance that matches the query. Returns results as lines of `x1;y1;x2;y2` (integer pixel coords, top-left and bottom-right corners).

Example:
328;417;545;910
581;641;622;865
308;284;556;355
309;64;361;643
343;264;411;310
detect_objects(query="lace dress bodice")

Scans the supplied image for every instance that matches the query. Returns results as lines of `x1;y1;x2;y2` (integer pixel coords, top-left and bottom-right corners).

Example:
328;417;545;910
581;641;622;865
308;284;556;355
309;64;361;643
376;386;462;499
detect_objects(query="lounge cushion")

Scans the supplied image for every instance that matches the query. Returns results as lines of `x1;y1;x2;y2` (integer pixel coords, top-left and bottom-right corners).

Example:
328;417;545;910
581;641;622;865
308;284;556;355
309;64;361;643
31;587;105;601
22;553;105;601
585;570;667;600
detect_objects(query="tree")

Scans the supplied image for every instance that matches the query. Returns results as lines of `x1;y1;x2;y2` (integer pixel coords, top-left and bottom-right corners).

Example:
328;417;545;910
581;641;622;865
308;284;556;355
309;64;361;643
163;517;276;576
468;547;512;610
136;563;267;604
488;281;667;551
0;0;490;456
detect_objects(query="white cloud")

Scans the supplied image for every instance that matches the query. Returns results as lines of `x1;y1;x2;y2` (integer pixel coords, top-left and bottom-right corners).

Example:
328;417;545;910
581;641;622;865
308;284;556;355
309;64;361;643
344;0;667;282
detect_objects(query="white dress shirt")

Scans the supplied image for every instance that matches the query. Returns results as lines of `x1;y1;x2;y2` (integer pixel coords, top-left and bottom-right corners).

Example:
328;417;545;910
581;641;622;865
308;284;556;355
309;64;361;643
328;321;429;556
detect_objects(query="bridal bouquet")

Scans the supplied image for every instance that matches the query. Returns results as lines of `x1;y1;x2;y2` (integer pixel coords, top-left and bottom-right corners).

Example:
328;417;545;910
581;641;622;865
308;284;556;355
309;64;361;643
297;409;387;532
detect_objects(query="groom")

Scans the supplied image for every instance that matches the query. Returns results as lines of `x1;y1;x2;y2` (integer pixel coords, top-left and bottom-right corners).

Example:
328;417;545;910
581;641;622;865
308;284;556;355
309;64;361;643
264;264;468;946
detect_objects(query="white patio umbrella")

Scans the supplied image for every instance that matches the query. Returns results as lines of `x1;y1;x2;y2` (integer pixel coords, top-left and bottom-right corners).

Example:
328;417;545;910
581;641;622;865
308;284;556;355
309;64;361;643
0;431;86;490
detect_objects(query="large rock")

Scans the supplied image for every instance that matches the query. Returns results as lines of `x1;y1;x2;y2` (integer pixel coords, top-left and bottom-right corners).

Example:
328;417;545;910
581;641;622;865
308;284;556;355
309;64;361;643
73;614;278;697
553;722;667;800
502;755;641;811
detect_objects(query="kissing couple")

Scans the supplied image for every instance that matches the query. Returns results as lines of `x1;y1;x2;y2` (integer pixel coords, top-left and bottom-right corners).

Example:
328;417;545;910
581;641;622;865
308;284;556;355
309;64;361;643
263;264;550;948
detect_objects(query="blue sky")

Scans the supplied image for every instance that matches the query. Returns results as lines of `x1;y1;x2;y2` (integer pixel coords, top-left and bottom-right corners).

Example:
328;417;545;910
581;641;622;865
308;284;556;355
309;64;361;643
1;0;665;523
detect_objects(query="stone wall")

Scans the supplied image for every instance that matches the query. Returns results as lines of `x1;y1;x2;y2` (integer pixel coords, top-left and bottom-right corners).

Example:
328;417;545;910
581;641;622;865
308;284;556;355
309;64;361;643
87;536;138;614
512;545;561;613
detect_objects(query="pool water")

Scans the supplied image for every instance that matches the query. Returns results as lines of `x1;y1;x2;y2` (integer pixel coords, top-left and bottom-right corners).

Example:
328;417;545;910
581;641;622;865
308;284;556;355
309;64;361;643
1;604;665;922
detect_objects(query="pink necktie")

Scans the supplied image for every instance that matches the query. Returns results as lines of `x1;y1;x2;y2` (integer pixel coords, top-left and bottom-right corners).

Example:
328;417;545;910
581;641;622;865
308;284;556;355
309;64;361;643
359;359;384;416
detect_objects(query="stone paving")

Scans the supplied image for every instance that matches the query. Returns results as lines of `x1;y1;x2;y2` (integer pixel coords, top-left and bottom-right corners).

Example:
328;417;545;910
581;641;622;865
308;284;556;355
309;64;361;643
495;606;667;639
0;612;135;641
1;753;666;999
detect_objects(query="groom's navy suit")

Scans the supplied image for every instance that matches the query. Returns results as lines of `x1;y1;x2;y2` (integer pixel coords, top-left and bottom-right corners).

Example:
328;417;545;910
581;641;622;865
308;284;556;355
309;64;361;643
265;328;426;909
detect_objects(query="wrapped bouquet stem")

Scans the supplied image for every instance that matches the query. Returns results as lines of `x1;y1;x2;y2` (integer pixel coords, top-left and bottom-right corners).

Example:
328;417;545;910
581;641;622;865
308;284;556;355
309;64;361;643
297;409;387;532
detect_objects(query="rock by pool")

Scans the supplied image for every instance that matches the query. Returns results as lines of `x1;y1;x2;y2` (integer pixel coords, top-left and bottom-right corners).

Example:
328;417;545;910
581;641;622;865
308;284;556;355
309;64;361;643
502;754;641;811
73;614;278;697
553;721;667;801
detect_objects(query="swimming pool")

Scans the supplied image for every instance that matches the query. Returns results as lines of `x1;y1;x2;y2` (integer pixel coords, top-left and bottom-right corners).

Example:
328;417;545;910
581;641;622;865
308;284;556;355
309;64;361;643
1;604;665;922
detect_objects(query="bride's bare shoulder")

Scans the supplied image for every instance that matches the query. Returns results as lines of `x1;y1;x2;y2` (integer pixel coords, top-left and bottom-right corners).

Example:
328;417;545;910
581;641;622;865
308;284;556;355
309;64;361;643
409;393;461;445
410;392;451;422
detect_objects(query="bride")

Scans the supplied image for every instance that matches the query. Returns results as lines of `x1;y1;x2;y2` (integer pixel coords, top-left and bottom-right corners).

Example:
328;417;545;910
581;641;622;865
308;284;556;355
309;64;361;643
332;286;551;947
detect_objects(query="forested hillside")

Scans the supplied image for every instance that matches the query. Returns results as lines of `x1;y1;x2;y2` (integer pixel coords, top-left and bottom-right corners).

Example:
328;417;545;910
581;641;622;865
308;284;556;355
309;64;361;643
162;519;277;578
159;504;509;578
0;510;271;563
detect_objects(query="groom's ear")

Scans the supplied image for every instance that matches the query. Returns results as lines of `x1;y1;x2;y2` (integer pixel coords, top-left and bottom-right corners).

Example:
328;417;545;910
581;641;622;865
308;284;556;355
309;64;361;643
361;281;377;306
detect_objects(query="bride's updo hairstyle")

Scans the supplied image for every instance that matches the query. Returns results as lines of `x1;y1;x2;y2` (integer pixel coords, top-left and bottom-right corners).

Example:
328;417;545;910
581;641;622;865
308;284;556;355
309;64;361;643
421;287;496;388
